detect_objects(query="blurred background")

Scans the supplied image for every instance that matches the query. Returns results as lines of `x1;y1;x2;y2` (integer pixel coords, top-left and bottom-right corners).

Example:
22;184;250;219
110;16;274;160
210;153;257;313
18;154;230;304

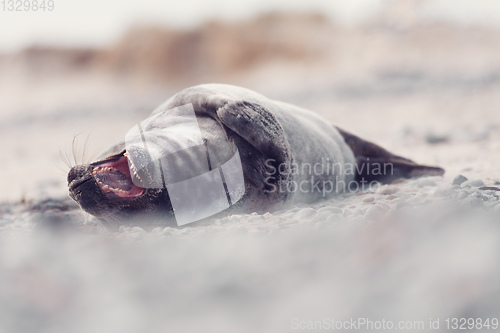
1;0;500;201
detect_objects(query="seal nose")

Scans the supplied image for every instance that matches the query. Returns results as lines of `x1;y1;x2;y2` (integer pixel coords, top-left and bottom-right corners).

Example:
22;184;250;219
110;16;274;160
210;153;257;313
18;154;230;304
67;165;89;185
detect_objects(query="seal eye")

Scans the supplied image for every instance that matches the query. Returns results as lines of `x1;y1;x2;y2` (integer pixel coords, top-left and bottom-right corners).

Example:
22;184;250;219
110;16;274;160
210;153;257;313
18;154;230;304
91;153;145;198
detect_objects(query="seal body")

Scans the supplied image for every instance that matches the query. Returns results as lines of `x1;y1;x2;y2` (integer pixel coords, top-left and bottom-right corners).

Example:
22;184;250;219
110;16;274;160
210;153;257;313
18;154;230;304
67;84;443;228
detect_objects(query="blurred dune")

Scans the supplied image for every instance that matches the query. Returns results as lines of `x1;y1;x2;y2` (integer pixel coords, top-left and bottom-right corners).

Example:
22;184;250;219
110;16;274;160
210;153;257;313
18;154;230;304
2;11;500;86
106;12;329;82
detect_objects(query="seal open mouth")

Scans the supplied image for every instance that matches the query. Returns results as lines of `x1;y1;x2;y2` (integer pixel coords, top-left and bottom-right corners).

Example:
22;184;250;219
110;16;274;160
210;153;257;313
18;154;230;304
91;152;145;198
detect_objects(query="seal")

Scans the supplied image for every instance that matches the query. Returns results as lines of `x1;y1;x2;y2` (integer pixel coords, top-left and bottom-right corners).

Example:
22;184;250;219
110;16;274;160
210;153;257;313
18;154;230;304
67;84;444;228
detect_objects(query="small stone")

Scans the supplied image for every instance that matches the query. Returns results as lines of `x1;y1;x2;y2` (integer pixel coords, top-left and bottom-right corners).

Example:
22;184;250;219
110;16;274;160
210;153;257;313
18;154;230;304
476;194;488;201
416;179;436;188
377;185;399;195
246;215;263;222
452;175;468;186
119;226;130;233
318;207;343;215
425;132;449;144
293;208;316;220
461;179;486;188
228;215;243;223
479;187;500;192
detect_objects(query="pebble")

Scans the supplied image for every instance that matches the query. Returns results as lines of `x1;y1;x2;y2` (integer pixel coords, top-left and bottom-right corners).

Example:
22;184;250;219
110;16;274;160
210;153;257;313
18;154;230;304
314;211;332;221
377;185;399;195
479;187;500;192
318;207;343;215
425;132;449;144
131;227;146;233
293;208;316;220
343;209;352;217
416;179;437;188
227;215;243;223
452;175;468;186
461;179;486;188
246;215;264;222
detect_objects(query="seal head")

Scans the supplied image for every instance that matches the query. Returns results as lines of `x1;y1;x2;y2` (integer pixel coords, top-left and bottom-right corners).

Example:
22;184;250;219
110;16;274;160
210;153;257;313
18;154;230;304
67;150;172;228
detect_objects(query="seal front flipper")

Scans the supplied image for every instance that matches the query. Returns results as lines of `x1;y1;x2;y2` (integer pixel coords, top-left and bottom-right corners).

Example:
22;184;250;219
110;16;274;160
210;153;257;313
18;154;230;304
216;101;294;200
336;127;445;184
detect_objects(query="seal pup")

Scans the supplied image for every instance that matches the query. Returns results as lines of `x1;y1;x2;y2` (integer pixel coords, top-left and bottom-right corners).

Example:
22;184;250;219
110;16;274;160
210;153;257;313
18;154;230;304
67;84;444;228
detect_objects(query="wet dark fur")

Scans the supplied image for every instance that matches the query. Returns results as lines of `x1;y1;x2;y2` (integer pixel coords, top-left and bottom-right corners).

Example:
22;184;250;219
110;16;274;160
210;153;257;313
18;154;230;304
336;127;444;183
67;152;174;229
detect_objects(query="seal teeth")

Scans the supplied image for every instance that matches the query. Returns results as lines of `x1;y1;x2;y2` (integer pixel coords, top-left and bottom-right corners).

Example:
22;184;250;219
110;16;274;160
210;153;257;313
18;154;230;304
102;184;109;191
132;169;142;182
107;187;126;194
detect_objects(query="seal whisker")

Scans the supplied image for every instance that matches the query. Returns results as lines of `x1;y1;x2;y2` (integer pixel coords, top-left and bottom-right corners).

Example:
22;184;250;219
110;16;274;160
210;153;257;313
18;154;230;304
82;126;100;167
71;131;94;166
100;214;121;231
59;148;73;169
55;160;70;176
71;133;83;166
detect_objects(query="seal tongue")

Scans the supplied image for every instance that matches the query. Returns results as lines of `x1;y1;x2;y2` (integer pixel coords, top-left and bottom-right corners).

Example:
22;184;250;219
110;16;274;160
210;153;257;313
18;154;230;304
92;155;145;198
